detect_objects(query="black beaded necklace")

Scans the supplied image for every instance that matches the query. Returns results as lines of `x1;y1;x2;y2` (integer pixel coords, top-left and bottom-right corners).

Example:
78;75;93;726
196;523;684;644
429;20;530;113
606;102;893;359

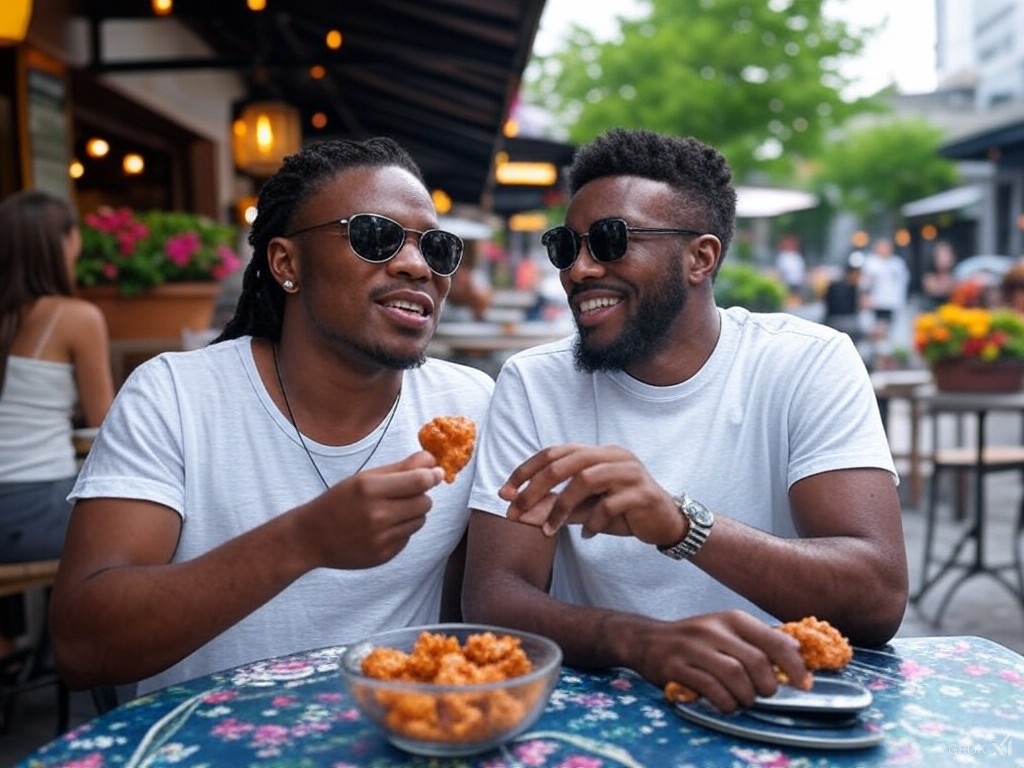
271;344;400;489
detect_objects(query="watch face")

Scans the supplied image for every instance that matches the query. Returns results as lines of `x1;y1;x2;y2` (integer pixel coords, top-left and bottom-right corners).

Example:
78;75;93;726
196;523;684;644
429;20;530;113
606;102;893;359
687;500;714;527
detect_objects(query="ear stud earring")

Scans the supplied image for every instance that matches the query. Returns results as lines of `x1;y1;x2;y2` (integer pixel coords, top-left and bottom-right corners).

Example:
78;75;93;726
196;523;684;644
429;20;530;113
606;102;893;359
282;279;296;291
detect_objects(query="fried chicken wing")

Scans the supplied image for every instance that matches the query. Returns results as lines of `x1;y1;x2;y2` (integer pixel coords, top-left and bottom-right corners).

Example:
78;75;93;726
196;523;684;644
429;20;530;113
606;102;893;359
418;415;476;483
777;615;853;672
662;616;853;705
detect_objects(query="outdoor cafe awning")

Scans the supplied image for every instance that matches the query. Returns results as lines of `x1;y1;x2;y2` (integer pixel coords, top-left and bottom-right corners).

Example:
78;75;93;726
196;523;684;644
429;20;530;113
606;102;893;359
735;186;818;218
901;185;983;218
72;0;548;208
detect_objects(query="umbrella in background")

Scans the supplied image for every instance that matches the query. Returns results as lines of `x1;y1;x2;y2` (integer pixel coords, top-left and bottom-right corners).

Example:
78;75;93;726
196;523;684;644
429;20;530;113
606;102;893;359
952;254;1015;284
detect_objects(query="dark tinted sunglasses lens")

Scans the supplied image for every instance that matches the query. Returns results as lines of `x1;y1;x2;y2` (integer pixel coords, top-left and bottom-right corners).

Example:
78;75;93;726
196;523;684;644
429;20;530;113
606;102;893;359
589;219;628;262
348;214;404;262
421;231;464;276
542;227;579;269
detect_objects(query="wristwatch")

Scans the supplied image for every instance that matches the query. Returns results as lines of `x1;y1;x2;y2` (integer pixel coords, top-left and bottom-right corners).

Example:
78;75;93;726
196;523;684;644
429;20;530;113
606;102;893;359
657;493;715;560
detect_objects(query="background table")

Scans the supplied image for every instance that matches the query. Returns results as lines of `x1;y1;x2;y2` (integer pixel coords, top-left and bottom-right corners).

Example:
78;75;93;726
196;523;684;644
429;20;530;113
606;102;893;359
18;635;1024;767
913;388;1024;624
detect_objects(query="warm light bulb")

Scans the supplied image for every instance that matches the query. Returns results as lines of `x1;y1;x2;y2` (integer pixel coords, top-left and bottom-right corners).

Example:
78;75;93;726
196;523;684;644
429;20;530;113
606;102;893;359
311;112;328;129
431;189;452;214
122;153;145;175
68;160;85;179
326;29;343;49
309;65;325;79
247;0;267;10
86;138;109;158
152;0;173;15
255;114;274;152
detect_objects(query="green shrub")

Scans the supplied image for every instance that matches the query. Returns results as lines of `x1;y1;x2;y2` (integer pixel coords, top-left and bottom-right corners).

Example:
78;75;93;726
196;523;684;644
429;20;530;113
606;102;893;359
714;264;786;312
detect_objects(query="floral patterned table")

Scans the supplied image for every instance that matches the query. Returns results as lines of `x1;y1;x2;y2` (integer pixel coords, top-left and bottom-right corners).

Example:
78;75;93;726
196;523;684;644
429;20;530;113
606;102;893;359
18;636;1024;768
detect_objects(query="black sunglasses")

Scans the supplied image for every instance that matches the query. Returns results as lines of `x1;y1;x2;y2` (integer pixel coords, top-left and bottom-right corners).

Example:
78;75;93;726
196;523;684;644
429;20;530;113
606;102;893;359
542;217;703;270
285;213;464;277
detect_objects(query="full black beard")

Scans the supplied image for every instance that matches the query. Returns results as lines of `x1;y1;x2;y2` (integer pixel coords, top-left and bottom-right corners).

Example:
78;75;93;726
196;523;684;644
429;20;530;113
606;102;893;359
572;257;687;372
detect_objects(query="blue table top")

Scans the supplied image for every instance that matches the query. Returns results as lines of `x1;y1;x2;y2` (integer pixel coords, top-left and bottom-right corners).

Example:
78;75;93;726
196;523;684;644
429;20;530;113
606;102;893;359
18;635;1024;767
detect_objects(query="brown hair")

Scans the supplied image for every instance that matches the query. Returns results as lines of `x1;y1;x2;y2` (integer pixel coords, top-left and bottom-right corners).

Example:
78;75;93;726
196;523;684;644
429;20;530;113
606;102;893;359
1000;262;1024;304
0;190;77;390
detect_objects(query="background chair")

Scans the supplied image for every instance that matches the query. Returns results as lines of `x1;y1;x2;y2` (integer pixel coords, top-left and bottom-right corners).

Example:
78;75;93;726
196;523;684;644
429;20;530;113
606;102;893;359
0;559;68;735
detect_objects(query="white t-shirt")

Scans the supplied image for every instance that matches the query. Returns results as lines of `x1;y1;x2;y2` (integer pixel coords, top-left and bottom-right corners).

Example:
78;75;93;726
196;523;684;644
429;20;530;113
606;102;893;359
71;337;494;693
776;249;806;288
469;307;895;624
861;254;910;311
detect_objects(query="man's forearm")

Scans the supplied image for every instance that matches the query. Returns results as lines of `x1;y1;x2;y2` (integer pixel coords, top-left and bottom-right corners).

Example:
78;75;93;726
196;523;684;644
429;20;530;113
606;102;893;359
52;515;310;689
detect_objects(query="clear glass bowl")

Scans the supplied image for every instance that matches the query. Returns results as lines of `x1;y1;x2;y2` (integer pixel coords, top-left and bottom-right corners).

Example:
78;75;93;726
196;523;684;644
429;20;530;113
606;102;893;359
340;623;562;757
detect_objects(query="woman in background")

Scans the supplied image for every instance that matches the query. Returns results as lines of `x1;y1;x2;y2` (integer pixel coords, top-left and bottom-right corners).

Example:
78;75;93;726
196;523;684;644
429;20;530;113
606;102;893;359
922;240;958;309
0;190;114;658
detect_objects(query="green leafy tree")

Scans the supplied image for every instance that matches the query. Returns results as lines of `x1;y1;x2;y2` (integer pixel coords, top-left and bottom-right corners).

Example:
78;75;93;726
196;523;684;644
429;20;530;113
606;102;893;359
813;119;960;230
527;0;880;179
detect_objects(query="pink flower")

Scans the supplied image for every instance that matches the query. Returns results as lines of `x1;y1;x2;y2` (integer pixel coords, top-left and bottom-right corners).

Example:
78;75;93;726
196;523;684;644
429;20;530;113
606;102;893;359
203;690;238;704
899;660;933;679
102;263;118;279
271;695;295;708
999;668;1023;684
63;753;105;768
514;739;559;765
211;717;254;740
212;245;242;279
252;724;291;746
165;232;202;266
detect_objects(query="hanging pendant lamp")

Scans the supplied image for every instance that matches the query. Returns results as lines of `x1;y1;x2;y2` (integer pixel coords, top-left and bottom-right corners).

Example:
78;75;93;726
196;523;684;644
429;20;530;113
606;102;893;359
232;101;302;178
0;0;33;46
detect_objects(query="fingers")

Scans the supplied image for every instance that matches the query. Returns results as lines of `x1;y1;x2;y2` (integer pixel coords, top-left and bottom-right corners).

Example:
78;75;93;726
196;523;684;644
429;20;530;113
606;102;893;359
501;445;670;538
658;612;812;714
304;454;446;569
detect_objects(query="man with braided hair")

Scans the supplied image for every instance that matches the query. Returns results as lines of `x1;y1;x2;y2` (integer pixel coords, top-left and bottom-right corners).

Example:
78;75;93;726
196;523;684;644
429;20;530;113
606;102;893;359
464;128;907;713
50;138;493;695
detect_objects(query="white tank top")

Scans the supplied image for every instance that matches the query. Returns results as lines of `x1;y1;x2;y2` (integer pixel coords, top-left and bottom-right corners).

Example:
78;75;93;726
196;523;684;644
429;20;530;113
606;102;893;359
0;304;78;481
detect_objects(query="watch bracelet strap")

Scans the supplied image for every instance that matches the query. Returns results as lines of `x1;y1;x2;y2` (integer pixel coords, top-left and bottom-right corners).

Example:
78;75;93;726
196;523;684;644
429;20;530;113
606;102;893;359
657;492;712;558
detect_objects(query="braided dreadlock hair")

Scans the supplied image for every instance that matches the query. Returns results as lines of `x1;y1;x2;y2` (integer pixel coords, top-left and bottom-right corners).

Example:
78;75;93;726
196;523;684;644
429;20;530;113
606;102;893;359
567;128;737;263
215;137;425;343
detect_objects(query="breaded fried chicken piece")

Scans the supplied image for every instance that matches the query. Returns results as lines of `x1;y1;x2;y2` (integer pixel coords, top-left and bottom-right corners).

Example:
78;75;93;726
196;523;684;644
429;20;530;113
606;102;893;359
663;616;853;704
778;615;853;671
418;416;476;483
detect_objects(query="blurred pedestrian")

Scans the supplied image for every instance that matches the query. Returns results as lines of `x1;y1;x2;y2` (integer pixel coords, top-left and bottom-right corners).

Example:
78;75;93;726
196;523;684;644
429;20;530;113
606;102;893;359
0;190;114;660
823;252;866;342
775;234;806;306
860;237;909;369
922;240;957;309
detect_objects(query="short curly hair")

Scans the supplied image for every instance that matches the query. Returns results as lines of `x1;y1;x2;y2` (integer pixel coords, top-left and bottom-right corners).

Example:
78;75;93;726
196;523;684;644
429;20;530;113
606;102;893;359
566;128;736;258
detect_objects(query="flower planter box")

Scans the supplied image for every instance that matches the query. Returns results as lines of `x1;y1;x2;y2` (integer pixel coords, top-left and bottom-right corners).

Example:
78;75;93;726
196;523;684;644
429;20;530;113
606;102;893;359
930;358;1024;393
78;283;221;340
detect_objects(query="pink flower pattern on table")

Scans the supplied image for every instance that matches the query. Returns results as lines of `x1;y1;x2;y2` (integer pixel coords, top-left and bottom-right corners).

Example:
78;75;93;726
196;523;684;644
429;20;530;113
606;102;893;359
17;638;1024;768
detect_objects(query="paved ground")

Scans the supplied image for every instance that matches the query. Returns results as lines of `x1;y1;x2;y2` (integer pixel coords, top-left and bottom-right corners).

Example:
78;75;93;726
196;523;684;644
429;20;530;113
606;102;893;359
3;302;1023;764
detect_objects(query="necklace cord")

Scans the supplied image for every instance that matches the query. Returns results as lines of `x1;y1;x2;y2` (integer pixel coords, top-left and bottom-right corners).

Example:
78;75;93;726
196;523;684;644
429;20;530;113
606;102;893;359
271;344;400;490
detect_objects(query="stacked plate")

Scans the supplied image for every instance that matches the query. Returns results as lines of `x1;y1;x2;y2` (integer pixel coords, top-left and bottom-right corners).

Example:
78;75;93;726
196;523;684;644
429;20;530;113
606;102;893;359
672;675;883;749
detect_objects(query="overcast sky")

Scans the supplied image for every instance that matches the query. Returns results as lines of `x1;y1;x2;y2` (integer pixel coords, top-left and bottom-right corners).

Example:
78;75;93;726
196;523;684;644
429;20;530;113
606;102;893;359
532;0;937;98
